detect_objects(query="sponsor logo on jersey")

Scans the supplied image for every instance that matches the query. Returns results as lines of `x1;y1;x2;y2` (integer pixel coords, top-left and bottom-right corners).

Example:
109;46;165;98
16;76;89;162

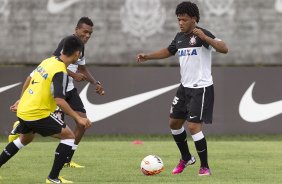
178;48;198;57
35;65;48;79
189;36;197;45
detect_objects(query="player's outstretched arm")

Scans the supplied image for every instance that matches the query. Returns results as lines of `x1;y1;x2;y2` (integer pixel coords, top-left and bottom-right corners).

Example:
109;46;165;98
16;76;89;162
136;48;172;63
78;65;105;95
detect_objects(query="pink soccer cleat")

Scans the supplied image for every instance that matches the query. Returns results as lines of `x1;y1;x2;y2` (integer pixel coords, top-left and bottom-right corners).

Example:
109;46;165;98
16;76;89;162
198;167;211;176
172;156;196;174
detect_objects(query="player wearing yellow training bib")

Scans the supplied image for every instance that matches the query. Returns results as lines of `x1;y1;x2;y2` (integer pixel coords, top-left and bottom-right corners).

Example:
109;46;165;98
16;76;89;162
17;57;68;121
0;35;92;183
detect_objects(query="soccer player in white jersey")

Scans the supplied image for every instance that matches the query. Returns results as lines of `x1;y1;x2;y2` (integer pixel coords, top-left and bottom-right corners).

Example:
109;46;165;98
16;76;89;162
136;1;228;176
52;17;105;168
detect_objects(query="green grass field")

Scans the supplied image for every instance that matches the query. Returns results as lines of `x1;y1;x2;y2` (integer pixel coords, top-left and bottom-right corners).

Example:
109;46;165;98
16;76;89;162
0;135;282;184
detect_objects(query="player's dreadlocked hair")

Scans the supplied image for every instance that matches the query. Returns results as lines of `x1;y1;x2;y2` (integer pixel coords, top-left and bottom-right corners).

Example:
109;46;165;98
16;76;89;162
77;17;94;28
175;1;200;23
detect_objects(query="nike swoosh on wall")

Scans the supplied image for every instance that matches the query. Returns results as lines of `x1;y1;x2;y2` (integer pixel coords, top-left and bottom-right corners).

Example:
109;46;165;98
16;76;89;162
0;83;21;93
239;82;282;123
80;83;179;122
47;0;80;14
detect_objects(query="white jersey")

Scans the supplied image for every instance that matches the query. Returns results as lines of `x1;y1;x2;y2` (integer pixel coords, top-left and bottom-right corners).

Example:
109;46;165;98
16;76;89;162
66;57;85;91
53;35;86;92
168;27;218;88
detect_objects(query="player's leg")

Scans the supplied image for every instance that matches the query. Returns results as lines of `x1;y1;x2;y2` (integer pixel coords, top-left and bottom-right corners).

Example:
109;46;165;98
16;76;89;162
170;118;196;174
170;85;195;174
64;88;86;168
34;114;75;183
187;85;214;176
47;125;75;183
0;119;34;167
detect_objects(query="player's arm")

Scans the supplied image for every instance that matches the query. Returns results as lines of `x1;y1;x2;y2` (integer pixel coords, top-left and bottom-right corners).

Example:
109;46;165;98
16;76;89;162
136;48;172;63
55;98;91;129
77;65;105;95
52;38;86;82
193;28;228;54
10;75;32;112
52;72;92;129
67;69;86;82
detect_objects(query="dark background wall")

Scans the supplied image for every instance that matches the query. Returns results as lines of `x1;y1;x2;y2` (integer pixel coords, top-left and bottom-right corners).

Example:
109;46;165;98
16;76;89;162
0;0;282;65
1;66;282;135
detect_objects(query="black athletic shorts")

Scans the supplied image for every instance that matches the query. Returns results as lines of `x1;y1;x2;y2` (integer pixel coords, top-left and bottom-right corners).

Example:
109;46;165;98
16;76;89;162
17;113;66;137
169;84;214;124
53;88;86;121
65;88;86;113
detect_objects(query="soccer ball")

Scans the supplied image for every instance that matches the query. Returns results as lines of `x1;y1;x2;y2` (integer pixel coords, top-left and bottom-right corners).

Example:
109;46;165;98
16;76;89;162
140;155;164;176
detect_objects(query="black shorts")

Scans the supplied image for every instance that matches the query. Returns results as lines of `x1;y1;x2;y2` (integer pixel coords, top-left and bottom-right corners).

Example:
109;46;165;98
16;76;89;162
169;84;214;124
65;88;86;113
54;88;86;121
17;113;66;137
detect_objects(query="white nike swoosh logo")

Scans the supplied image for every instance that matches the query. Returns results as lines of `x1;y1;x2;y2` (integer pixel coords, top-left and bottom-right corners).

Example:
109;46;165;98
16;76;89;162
0;83;21;93
189;116;197;119
47;0;80;14
80;83;179;122
239;82;282;122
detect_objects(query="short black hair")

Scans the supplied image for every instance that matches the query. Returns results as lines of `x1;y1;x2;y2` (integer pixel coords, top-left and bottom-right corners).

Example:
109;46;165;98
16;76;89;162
62;35;83;56
77;17;94;28
176;1;200;23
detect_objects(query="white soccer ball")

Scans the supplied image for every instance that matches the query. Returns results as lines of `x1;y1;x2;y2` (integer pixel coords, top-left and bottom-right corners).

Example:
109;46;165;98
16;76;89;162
140;155;164;176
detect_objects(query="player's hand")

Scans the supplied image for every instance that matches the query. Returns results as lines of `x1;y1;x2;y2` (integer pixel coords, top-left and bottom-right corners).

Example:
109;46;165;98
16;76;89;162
73;73;87;82
136;53;147;63
77;117;92;129
95;82;105;95
192;28;207;41
10;100;20;112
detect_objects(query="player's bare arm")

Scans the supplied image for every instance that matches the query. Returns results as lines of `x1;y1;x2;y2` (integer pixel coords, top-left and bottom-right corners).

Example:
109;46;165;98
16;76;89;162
67;69;86;82
136;48;172;63
193;28;228;54
10;76;32;112
55;97;92;129
78;65;105;95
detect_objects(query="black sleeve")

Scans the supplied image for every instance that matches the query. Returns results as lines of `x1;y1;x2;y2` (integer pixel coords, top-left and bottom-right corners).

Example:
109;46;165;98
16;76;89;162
201;28;216;49
52;72;68;98
167;34;178;55
53;38;65;56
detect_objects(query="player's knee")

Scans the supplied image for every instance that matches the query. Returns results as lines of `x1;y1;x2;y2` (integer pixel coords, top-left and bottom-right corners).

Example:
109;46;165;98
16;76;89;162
187;123;201;134
169;118;184;129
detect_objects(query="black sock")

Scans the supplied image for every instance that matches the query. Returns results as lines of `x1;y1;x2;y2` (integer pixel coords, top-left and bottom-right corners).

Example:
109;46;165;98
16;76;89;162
194;137;209;168
0;142;20;167
65;149;75;164
48;143;72;179
172;129;191;161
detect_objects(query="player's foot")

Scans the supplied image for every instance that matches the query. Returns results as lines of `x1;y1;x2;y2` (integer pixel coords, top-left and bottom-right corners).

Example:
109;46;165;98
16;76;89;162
172;156;196;174
46;176;73;183
198;167;211;176
8;121;20;143
63;161;85;168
